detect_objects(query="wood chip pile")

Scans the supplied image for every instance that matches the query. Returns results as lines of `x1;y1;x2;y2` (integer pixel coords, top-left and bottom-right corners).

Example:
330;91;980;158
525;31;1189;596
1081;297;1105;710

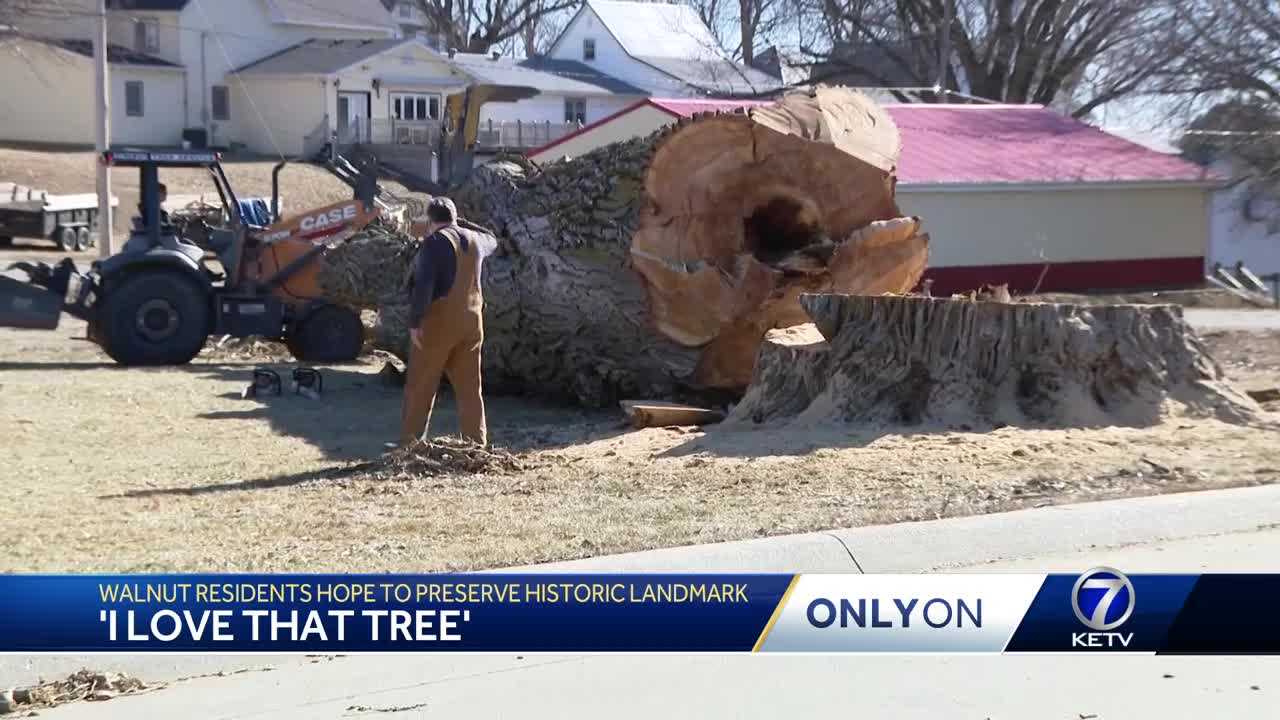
370;437;531;478
1;670;151;713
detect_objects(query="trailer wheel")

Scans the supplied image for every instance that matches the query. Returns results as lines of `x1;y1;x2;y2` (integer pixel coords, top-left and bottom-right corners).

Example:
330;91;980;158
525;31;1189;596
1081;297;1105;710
99;270;210;366
74;227;91;252
286;304;364;363
57;226;77;252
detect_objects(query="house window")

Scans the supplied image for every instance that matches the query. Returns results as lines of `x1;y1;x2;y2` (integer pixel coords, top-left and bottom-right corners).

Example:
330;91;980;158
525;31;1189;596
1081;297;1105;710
564;97;586;124
400;4;412;18
134;20;159;52
583;38;595;61
211;85;230;121
392;92;440;121
125;81;144;117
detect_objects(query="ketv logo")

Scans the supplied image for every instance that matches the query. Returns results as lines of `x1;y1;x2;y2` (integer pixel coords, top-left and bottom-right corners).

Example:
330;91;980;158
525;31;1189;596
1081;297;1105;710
1070;567;1136;649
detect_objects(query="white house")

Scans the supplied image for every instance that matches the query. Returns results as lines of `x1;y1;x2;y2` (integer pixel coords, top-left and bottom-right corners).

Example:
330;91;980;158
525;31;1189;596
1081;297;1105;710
1;0;773;154
450;52;646;150
0;34;186;146
545;0;781;98
224;39;645;157
381;0;447;48
231;37;468;157
3;0;400;147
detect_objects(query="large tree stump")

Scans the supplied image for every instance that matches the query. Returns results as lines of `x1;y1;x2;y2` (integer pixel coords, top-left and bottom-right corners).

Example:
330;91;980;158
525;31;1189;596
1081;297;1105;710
728;294;1259;428
320;87;929;407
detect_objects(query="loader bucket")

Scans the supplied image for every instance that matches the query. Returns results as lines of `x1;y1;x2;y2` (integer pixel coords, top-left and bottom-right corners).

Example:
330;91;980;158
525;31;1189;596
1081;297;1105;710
0;274;62;329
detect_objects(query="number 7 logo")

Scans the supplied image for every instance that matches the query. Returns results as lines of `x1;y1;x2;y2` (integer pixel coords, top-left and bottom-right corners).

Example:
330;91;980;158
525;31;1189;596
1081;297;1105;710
1072;568;1136;631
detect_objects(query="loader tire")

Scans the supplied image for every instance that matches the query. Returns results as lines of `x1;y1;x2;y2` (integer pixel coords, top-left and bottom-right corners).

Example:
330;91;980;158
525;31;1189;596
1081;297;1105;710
100;270;210;366
286;304;363;363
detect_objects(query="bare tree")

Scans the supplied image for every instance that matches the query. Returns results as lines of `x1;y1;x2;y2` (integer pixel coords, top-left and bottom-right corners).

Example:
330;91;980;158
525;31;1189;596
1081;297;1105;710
413;0;577;54
518;0;570;57
1163;0;1280;108
798;0;1185;117
1;0;72;33
685;0;785;64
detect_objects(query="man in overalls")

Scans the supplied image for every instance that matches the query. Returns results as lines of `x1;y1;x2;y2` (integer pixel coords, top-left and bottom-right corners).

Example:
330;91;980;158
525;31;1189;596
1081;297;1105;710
400;197;496;447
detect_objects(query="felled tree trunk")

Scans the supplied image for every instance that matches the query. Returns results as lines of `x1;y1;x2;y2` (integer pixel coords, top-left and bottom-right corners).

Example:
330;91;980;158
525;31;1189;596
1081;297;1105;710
728;294;1260;428
321;87;929;407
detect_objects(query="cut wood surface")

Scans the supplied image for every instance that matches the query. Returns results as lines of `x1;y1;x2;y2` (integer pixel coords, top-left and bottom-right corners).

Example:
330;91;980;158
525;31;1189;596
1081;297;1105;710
319;87;929;407
620;400;726;428
729;294;1260;428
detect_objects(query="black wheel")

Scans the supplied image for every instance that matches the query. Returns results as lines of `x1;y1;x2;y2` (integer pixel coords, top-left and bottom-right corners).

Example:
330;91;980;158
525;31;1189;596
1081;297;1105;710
286;304;364;363
57;226;76;252
99;270;210;365
74;227;91;252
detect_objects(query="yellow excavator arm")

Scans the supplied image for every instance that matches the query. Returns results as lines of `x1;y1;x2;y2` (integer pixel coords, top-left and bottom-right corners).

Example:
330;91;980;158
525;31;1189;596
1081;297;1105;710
443;83;540;184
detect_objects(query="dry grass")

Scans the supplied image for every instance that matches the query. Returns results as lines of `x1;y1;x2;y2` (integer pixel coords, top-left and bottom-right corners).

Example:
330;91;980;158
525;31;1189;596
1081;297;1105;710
1;298;1278;572
0;146;423;241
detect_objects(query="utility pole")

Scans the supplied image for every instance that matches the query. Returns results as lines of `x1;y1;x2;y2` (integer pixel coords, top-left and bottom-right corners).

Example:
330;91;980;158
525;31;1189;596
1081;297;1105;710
94;0;114;257
937;0;953;104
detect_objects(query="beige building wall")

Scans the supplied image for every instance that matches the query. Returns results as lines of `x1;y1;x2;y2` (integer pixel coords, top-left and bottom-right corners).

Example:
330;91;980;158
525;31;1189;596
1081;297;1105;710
231;77;326;157
528;104;671;163
897;186;1209;268
0;39;186;147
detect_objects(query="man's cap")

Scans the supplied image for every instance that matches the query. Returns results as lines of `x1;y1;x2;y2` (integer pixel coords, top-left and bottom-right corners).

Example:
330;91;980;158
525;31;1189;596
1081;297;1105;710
427;196;457;222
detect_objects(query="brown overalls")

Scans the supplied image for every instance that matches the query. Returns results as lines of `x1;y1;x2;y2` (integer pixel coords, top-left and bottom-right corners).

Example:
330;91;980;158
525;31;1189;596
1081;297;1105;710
399;228;487;446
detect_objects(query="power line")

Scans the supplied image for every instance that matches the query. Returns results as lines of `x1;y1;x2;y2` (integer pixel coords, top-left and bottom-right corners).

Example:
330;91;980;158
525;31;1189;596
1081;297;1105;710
1183;130;1280;137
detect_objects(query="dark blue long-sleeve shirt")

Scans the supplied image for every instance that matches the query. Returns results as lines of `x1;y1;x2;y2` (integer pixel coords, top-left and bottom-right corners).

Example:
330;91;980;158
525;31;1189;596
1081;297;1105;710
408;226;497;327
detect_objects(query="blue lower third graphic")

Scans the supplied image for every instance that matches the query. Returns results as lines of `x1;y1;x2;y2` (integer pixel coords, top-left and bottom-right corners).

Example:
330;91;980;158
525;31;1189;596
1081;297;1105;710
0;574;792;652
1005;569;1196;653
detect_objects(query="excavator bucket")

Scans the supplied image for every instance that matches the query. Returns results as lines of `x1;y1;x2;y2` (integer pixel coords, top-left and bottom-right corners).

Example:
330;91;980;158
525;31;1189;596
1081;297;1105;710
0;259;96;330
0;274;62;329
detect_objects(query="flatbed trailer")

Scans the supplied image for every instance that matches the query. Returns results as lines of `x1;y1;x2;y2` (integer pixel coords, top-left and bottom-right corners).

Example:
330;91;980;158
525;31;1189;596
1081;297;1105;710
0;184;116;251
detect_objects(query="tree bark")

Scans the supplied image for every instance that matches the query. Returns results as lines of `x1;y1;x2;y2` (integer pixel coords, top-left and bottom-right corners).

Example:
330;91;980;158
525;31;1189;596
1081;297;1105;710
729;293;1259;428
321;87;929;407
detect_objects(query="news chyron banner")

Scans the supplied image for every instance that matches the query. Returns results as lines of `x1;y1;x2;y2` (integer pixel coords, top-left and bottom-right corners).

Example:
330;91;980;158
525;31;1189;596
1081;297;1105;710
0;570;1275;654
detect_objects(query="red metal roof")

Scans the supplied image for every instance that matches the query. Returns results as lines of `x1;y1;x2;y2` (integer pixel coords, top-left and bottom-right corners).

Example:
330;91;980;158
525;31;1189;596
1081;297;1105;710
548;98;1214;187
887;104;1214;186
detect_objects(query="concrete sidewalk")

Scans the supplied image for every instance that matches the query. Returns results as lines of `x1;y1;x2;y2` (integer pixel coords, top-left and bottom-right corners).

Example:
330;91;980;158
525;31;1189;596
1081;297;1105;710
10;485;1280;719
1185;308;1280;331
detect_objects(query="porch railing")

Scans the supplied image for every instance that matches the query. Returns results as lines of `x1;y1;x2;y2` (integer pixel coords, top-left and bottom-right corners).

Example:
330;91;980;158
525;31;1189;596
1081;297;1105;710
330;117;583;151
370;118;442;146
475;120;582;149
335;117;370;146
